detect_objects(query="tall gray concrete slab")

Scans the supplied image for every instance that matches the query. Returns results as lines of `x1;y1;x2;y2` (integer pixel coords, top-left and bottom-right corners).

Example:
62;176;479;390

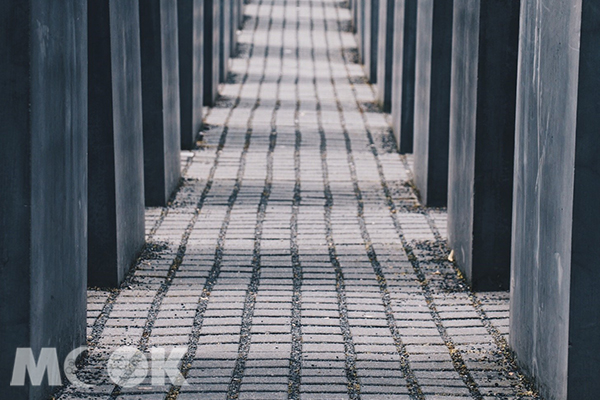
178;0;204;150
203;0;221;105
0;1;87;398
355;0;365;63
364;0;379;83
352;0;358;34
238;0;245;29
510;1;600;398
220;0;231;83
412;0;453;207
391;0;417;154
375;0;395;112
447;0;519;291
230;0;239;56
140;0;182;206
88;0;146;287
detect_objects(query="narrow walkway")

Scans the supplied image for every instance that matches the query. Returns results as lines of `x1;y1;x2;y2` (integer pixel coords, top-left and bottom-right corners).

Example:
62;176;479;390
60;0;539;399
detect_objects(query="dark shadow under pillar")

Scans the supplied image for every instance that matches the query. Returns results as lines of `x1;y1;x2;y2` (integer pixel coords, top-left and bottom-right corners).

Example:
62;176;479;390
447;0;520;291
412;0;453;207
140;0;182;207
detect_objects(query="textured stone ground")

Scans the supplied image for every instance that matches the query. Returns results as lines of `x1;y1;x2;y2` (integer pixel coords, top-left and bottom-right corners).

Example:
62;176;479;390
57;0;540;398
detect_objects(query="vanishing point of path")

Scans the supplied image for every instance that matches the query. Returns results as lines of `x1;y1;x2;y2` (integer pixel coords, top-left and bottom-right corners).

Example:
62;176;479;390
58;0;540;399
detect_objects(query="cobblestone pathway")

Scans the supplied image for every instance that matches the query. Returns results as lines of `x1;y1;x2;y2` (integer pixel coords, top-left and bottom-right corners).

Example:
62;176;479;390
57;0;541;399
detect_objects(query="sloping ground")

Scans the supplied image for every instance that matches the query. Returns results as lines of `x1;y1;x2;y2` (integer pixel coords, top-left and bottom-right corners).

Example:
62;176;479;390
57;0;539;398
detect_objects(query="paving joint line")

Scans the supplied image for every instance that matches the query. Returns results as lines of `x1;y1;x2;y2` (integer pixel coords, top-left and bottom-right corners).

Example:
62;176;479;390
286;0;303;396
310;0;361;397
226;0;288;396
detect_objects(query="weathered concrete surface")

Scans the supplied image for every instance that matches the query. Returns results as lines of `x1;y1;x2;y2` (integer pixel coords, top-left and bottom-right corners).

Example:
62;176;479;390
391;0;417;154
140;0;182;206
178;0;204;149
220;0;231;82
510;1;600;399
203;0;221;105
447;0;519;291
412;0;453;207
364;0;379;82
375;0;395;112
0;1;87;398
88;0;146;287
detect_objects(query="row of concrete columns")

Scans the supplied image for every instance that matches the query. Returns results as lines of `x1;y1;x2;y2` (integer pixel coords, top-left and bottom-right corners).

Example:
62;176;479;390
353;0;600;398
0;1;244;398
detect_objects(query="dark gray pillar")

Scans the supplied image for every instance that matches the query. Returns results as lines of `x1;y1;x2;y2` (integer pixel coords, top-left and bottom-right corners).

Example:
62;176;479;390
140;0;182;206
352;0;358;33
0;2;87;398
203;0;221;105
88;0;146;287
412;0;453;207
220;0;231;83
356;0;365;63
511;1;600;398
230;0;238;57
375;0;395;112
447;0;519;291
364;0;379;83
238;0;245;29
178;0;204;150
391;0;417;154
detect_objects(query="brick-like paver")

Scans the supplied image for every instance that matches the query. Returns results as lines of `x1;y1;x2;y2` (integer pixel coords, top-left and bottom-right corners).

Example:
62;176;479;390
57;0;541;399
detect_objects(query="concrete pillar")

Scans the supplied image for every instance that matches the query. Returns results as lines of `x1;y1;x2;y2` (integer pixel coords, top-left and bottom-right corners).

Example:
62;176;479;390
352;0;358;34
230;0;238;57
412;0;453;207
356;0;365;63
510;1;600;398
220;0;231;83
447;0;520;291
0;2;87;398
178;0;204;150
375;0;395;112
364;0;379;83
391;0;417;154
238;0;245;29
88;0;146;287
203;0;221;105
140;0;182;207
